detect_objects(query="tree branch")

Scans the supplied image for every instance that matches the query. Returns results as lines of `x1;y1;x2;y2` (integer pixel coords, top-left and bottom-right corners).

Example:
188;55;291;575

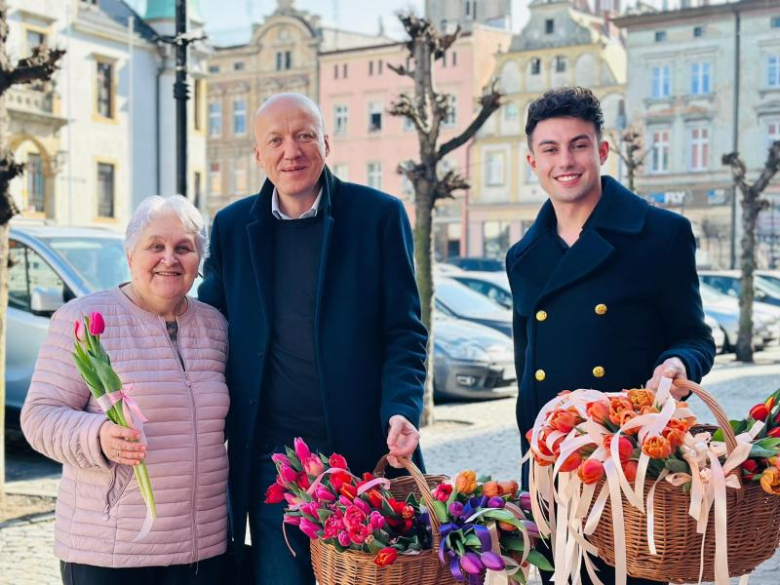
437;79;502;161
435;169;469;201
0;46;65;95
0;157;23;225
722;152;750;194
754;141;780;194
387;62;415;79
388;94;426;133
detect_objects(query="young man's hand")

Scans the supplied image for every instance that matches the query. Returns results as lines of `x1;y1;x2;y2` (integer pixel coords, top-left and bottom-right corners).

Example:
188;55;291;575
386;414;420;468
645;357;690;400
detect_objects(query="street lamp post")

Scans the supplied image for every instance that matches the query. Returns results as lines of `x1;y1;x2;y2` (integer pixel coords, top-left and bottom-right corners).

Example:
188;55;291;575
174;0;188;198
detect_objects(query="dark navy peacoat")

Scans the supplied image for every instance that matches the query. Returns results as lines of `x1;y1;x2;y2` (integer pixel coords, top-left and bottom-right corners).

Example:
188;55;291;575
506;176;716;442
198;167;428;548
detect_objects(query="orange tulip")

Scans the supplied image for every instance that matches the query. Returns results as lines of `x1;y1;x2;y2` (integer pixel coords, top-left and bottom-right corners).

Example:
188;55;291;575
618;410;639;434
760;467;780;496
559;451;582;473
455;470;478;495
662;427;685;450
667;418;691;433
622;460;638;483
498;480;519;499
374;547;399;567
586;401;610;425
577;459;605;485
627;389;655;410
609;397;635;426
642;436;673;460
482;481;503;498
548;409;576;434
533;452;554;467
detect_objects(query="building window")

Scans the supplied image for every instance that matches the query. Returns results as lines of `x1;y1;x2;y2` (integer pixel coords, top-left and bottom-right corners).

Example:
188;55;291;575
555;56;567;73
650;129;670;173
208;65;220;74
369;60;374;75
234;62;245;71
334;64;339;79
545;19;554;34
378;60;383;74
334;105;348;136
233;159;247;193
97;163;115;218
485;152;504;186
652;65;671;98
367;162;382;189
693;25;704;37
368;101;383;133
689;127;710;171
332;163;349;181
276;51;292;71
27;153;45;212
95;61;114;119
193;172;201;209
655;30;667;42
483;221;510;259
193;79;203;131
504;102;519;121
769;55;780;88
443;94;456;127
26;29;47;57
233;100;247;136
209;102;222;137
403;115;415;132
771;16;780;28
209;162;221;194
768;120;780;151
690;62;711;95
531;58;541;76
343;63;348;78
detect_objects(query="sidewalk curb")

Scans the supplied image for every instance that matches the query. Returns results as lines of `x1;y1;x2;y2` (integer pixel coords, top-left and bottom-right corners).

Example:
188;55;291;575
0;511;55;531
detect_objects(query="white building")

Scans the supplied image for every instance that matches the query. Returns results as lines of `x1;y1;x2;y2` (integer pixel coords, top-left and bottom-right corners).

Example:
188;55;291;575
9;0;209;229
614;0;780;269
425;0;513;31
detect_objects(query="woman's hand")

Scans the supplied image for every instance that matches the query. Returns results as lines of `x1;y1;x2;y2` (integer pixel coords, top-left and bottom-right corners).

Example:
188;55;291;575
99;421;147;466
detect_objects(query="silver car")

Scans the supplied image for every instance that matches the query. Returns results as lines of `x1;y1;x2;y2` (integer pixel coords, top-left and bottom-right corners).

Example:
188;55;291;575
6;226;130;425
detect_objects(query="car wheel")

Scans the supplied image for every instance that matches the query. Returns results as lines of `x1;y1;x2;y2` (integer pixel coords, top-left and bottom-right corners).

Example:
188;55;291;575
720;327;732;354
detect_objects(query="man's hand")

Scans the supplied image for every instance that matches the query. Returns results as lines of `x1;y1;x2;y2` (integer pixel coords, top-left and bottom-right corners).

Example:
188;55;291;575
386;414;419;468
645;357;690;400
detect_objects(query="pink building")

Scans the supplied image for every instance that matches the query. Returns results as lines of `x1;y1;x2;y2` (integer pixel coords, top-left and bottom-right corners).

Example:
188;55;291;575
319;25;511;260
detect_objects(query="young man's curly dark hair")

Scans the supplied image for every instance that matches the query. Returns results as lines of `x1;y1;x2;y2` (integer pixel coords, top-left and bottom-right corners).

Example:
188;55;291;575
525;87;605;150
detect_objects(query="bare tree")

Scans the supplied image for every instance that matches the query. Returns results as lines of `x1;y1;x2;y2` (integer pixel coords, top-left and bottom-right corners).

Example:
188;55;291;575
609;123;647;193
388;14;501;426
722;141;780;362
0;0;64;504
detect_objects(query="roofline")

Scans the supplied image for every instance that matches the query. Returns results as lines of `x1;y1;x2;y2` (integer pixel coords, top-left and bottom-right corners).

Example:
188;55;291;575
319;30;474;57
613;0;778;28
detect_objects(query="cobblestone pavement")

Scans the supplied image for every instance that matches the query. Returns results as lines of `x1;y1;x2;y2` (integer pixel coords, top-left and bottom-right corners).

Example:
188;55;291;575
4;352;780;584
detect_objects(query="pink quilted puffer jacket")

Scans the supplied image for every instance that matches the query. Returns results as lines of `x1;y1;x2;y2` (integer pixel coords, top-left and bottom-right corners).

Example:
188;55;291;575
21;287;230;568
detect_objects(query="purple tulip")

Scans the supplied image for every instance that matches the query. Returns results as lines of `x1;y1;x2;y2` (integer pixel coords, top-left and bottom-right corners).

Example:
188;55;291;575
283;515;301;526
449;501;465;518
521;519;540;539
299;518;321;539
480;551;506;571
519;492;532;511
487;496;505;509
460;552;485;575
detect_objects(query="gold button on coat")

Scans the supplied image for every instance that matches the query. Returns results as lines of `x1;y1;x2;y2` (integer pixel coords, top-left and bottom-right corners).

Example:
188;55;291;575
535;369;546;382
536;310;547;322
592;366;605;378
595;304;608;316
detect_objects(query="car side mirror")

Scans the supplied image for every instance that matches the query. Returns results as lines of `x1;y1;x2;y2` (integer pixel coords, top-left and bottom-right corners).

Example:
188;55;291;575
31;286;65;316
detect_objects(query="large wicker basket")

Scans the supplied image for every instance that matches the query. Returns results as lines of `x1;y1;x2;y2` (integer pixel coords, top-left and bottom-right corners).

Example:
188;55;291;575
586;380;780;583
309;456;459;585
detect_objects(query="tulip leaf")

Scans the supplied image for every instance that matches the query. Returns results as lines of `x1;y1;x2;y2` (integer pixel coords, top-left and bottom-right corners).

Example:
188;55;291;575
72;348;104;397
284;447;302;471
526;549;554;572
454;538;465;557
503;537;526;552
750;446;778;459
482;509;516;522
405;492;418;507
432;500;449;523
464;534;481;548
381;499;396;517
319;453;330;466
664;459;690;474
316;509;333;524
87;355;122;393
756;438;780;449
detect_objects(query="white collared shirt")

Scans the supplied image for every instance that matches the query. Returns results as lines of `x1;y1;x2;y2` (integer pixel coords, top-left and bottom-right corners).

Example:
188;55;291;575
271;187;323;220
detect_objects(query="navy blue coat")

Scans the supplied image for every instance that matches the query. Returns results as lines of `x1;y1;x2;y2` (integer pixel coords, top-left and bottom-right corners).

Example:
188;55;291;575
198;167;428;547
506;176;716;441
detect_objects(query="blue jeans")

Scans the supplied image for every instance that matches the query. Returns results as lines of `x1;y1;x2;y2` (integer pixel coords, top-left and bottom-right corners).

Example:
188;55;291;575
248;438;328;585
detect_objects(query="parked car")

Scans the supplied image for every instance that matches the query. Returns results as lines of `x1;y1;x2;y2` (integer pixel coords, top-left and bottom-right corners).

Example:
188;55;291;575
446;256;505;272
449;271;513;310
433;315;517;400
6;226;131;427
704;313;726;354
699;270;780;307
434;277;513;337
699;282;779;352
755;270;780;289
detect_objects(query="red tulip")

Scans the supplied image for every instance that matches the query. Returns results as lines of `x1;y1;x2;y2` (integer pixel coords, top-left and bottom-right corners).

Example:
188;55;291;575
264;482;285;504
329;453;348;470
577;459;605;485
769;427;780;439
559;451;582;473
329;470;352;492
374;547;398;567
340;484;357;501
742;459;759;481
433;483;453;502
622;460;638;483
750;404;770;422
74;319;86;342
88;312;105;336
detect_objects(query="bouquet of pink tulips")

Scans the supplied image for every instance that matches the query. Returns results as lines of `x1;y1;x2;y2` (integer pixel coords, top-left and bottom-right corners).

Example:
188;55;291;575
72;312;156;539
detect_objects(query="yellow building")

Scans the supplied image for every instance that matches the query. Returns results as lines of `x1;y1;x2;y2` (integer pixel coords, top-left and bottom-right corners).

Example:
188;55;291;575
468;0;627;258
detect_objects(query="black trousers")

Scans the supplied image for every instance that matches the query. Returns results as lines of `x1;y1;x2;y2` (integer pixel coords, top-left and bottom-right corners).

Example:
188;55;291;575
60;554;224;585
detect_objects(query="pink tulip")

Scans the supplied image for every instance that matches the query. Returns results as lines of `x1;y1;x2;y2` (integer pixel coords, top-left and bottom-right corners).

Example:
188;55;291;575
324;515;345;539
284;493;303;507
283;515;302;526
88;312;105;336
304;455;325;477
294;437;311;462
74;320;86;342
301;502;320;518
339;495;353;507
369;511;386;530
315;485;336;503
272;453;291;466
299;518;321;539
353;497;371;515
349;524;370;545
279;464;298;485
338;530;351;547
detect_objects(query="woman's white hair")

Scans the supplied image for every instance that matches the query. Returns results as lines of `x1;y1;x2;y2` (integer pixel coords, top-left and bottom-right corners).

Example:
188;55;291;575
125;195;208;259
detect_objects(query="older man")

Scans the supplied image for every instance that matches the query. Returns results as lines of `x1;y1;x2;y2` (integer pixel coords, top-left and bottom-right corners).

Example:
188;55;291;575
198;93;427;584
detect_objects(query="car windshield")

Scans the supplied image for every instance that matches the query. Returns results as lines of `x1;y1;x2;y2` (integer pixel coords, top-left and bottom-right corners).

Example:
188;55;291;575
760;274;780;288
436;280;505;315
42;237;131;292
756;276;780;297
699;282;731;303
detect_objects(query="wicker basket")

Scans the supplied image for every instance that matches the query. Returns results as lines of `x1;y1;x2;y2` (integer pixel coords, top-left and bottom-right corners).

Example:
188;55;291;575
309;456;460;585
586;380;780;583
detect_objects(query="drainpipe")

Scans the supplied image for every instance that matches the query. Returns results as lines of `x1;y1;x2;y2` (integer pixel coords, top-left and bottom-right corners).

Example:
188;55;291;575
730;7;741;269
155;43;167;196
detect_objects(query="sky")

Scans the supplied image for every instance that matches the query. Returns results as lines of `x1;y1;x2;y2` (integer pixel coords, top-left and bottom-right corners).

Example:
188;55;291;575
127;0;531;46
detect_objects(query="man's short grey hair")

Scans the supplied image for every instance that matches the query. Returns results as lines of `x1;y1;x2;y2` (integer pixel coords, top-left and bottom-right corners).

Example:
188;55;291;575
125;195;208;259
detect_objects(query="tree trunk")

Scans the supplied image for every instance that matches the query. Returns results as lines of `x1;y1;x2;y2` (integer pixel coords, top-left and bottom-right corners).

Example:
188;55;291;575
0;222;7;505
415;183;435;427
736;186;758;362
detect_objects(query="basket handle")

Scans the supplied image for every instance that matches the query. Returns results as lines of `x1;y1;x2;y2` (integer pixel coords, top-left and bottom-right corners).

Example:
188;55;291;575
373;455;444;549
675;379;738;455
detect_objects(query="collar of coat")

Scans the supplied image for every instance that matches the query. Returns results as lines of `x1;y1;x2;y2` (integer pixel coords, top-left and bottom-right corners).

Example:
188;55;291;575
512;175;648;258
249;165;337;220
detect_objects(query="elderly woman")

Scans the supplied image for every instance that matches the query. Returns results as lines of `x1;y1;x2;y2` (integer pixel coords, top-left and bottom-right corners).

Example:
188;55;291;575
21;195;229;585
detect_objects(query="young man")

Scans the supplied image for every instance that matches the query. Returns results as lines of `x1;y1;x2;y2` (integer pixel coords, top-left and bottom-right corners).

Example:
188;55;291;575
199;93;427;584
506;87;715;585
